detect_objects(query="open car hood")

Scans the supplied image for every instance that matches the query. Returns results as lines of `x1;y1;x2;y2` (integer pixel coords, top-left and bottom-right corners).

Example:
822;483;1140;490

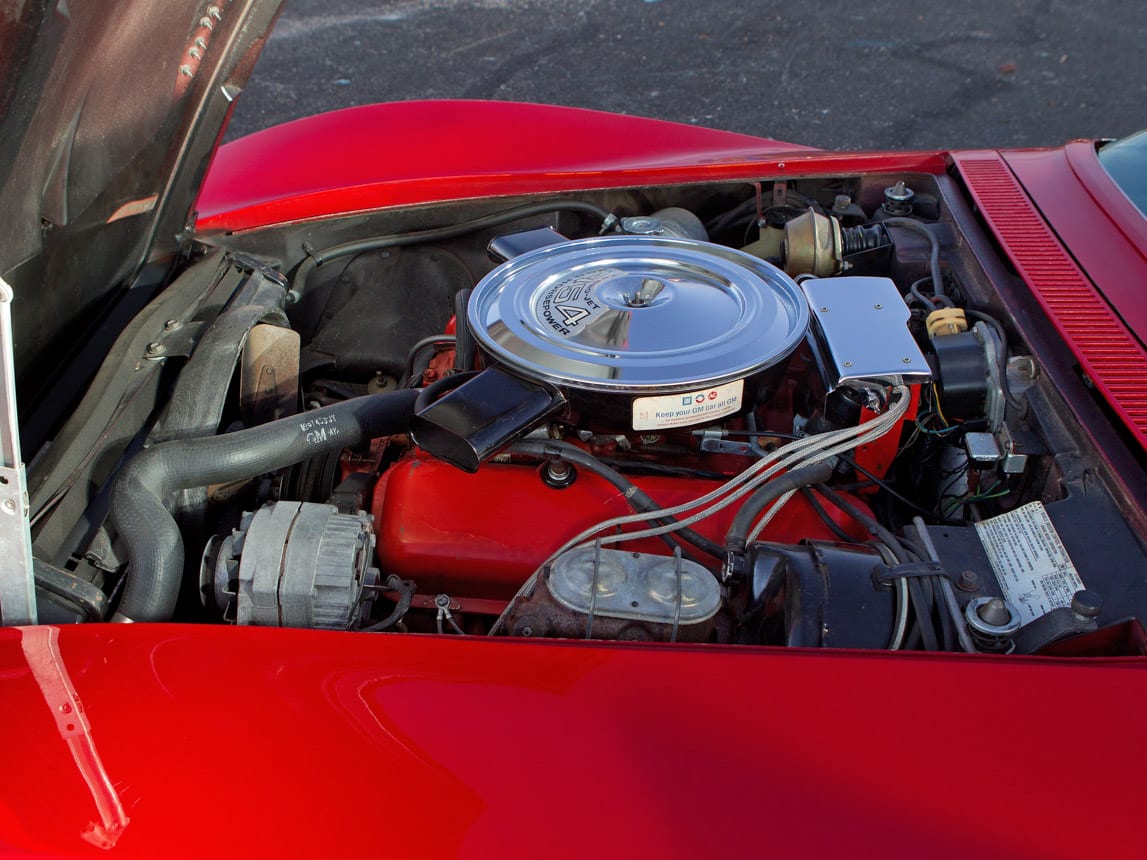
0;0;282;391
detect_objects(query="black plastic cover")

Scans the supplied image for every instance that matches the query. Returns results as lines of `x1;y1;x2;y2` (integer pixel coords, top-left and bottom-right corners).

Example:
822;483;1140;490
931;332;989;420
411;367;566;472
744;542;894;648
487;227;569;262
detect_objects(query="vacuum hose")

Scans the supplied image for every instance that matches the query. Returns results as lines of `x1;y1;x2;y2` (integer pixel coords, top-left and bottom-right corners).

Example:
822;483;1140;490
110;389;420;622
724;462;835;555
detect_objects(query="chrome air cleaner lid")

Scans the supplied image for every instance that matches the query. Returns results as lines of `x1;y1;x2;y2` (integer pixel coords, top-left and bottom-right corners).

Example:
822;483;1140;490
468;235;810;395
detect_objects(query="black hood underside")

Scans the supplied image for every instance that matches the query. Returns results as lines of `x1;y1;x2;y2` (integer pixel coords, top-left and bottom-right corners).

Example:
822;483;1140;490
0;0;282;406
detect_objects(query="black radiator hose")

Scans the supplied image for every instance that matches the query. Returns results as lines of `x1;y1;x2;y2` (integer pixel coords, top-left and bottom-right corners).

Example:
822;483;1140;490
110;389;420;622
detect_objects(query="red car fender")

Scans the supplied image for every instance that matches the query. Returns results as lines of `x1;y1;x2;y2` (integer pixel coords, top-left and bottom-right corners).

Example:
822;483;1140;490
955;149;1147;454
1;623;1144;858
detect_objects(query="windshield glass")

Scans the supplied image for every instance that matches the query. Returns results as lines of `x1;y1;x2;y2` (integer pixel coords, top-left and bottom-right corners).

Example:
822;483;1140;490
1098;129;1147;217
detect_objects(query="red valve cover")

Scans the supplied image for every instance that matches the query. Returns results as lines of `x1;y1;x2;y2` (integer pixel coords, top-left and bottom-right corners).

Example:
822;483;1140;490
372;455;872;600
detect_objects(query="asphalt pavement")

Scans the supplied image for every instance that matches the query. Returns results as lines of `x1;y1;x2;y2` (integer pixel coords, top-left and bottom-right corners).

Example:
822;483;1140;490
227;0;1147;150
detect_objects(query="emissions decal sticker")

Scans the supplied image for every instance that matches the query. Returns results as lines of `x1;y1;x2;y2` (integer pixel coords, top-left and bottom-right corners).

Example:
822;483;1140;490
632;379;744;431
974;501;1085;625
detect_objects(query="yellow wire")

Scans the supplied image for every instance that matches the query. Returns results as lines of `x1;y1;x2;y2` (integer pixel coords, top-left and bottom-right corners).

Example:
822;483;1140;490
931;382;950;427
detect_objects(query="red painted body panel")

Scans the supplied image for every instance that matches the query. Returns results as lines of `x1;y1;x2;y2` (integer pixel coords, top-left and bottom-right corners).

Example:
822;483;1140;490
1;624;1143;859
195;101;947;232
372;456;869;599
1003;142;1147;343
11;98;1146;858
953;151;1147;451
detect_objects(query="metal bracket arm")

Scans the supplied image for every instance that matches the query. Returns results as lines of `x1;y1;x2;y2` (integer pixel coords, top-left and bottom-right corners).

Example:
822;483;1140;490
0;277;36;625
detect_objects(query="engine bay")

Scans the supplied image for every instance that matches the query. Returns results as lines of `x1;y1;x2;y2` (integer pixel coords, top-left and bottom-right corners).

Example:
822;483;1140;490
27;170;1147;656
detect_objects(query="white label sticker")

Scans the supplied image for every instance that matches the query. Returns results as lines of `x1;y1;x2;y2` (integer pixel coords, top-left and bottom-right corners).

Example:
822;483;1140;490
974;501;1085;625
537;268;618;338
632;379;744;431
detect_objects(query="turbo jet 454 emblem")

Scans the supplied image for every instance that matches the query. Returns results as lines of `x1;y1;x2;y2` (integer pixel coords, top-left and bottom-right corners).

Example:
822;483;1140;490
555;304;591;327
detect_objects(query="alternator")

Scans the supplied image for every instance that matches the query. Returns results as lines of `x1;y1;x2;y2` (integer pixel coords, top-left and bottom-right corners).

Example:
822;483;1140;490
203;502;379;629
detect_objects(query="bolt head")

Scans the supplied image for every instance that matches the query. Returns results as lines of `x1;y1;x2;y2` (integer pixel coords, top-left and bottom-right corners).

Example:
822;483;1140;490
957;570;980;591
1071;589;1103;619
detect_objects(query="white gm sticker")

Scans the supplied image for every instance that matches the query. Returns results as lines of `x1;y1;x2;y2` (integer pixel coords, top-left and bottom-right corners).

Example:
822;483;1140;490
974;501;1085;625
632;379;744;431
